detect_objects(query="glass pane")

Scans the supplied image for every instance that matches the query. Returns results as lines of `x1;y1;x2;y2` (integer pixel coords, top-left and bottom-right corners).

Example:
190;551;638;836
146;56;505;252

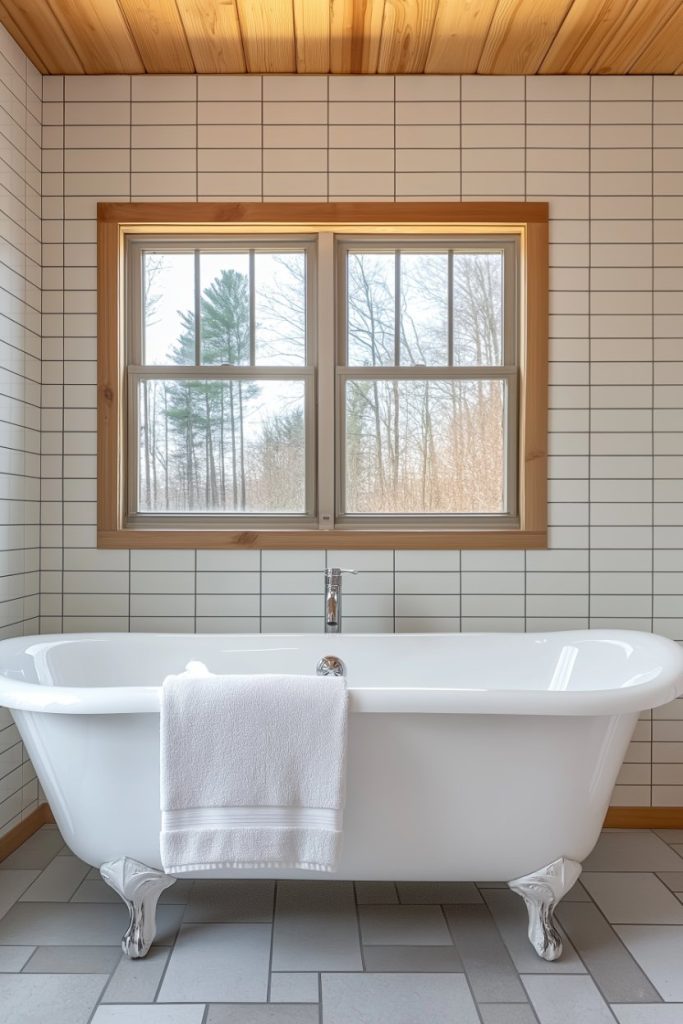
143;252;195;365
347;252;396;366
344;378;505;515
138;378;306;514
452;252;503;366
400;253;448;366
255;252;306;366
200;252;251;366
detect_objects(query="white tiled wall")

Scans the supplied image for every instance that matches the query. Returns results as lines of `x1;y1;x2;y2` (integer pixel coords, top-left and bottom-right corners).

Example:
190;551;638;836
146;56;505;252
0;63;675;815
37;71;683;809
0;27;41;838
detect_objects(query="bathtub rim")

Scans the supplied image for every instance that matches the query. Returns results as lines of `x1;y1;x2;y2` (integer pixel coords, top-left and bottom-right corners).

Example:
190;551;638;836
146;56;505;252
0;629;681;717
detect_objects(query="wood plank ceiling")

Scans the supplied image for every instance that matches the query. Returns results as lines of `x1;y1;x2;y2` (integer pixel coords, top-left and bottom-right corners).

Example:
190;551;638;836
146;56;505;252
1;0;682;75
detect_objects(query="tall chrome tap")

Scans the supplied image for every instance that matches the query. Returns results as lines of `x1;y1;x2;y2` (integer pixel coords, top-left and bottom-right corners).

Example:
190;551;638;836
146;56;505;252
324;567;356;633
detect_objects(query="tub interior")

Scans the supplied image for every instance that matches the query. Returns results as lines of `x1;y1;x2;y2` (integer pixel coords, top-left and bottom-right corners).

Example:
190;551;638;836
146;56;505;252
2;631;666;693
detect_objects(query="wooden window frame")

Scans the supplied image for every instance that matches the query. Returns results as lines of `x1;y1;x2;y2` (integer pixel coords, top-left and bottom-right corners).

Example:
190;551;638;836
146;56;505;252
98;201;548;550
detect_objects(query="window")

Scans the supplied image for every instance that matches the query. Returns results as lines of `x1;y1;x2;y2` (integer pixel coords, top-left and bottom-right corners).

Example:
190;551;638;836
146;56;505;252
98;203;547;549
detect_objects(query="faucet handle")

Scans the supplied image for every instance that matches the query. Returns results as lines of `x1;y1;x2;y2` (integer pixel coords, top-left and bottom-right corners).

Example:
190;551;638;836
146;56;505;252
325;566;358;576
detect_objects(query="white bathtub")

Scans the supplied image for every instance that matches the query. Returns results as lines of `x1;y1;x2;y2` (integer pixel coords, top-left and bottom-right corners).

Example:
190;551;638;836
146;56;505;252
1;629;682;961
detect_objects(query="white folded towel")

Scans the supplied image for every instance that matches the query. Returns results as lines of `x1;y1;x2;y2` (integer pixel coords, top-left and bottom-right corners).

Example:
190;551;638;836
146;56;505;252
160;667;348;874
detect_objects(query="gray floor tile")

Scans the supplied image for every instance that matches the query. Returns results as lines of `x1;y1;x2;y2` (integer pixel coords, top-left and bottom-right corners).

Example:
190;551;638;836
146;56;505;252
654;830;683;845
0;945;34;971
207;1008;318;1024
0;829;66;871
562;880;592;902
444;904;527;1002
92;1008;205;1024
70;879;120;903
159;880;194;903
0;902;183;946
616;925;683;1000
556;901;660;1003
182;880;274;922
321;972;480;1024
269;972;319;1002
362;944;462;972
20;856;90;903
354;882;398;905
0;973;107;1024
612;1007;683;1023
158;923;271;1003
396;881;482;904
272;881;362;972
655;872;683;893
670;845;683;858
0;870;40;919
584;833;683;872
522;974;615;1024
478;1007;538;1024
481;889;585;973
359;905;452;945
582;872;683;924
23;945;121;974
101;947;169;1003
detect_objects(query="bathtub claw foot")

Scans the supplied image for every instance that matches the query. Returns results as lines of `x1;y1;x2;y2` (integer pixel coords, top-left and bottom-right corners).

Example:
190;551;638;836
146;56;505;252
508;857;582;961
100;858;175;959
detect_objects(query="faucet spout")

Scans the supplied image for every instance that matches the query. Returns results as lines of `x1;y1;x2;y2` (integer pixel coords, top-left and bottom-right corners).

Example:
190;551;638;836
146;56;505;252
323;567;356;634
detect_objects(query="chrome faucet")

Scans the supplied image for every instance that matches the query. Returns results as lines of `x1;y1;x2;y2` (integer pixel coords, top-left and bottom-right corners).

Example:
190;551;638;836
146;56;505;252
324;567;356;633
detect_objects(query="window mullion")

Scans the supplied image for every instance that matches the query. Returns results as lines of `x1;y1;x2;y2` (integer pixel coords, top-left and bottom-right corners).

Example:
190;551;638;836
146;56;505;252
317;231;335;528
249;249;256;366
394;250;401;366
447;249;454;367
194;249;201;364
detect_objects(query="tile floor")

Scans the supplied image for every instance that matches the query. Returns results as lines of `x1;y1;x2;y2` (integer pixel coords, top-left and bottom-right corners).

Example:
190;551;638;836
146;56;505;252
2;827;683;1022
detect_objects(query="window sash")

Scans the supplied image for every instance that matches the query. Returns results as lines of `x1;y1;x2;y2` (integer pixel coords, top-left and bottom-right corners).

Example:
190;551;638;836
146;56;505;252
336;234;519;370
126;234;316;369
126;367;317;526
334;368;518;528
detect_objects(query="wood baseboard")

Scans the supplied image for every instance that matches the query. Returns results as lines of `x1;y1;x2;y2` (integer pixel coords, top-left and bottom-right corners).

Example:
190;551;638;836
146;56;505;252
604;806;683;829
0;803;54;862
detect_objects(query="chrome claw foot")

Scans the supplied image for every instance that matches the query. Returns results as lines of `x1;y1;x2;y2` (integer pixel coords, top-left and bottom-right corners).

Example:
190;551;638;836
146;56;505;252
508;857;582;961
100;857;175;959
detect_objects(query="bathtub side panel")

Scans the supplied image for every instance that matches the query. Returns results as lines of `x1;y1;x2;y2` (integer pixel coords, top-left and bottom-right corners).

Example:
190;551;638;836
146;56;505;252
11;708;637;879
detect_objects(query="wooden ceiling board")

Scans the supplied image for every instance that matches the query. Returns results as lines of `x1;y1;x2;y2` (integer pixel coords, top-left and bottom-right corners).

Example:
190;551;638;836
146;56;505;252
175;0;245;73
0;0;81;74
630;5;683;74
424;0;498;74
2;0;683;76
330;0;386;74
117;0;195;73
293;0;330;73
377;0;439;74
46;0;144;73
236;0;296;72
589;0;683;74
478;0;575;75
539;0;638;74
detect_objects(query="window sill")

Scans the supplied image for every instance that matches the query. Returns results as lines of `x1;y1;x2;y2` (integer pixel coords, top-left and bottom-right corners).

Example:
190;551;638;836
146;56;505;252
97;528;547;550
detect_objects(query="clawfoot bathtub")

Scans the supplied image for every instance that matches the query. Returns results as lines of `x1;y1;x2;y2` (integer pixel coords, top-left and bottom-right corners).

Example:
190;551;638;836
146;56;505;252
1;630;682;961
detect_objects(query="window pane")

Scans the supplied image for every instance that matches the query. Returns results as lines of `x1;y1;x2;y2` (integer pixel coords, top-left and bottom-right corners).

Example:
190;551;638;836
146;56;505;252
200;252;251;366
255;252;306;366
344;378;505;515
143;252;195;365
452;252;503;366
138;378;306;514
400;252;448;366
347;252;396;366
